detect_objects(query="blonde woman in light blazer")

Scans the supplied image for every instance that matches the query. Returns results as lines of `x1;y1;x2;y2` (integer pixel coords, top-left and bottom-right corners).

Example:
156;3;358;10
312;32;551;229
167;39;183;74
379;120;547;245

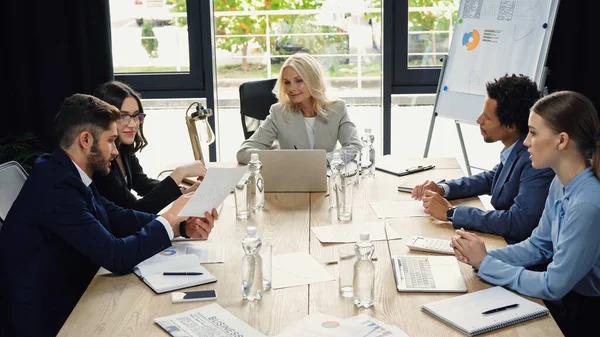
236;53;362;164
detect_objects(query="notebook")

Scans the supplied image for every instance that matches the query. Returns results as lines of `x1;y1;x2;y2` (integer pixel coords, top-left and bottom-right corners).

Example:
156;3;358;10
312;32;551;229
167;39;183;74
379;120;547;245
391;255;467;292
422;286;549;336
256;149;327;192
133;254;217;294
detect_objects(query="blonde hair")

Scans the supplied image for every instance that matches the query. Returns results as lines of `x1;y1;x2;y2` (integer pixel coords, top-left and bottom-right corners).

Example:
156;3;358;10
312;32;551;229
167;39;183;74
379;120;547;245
273;53;335;117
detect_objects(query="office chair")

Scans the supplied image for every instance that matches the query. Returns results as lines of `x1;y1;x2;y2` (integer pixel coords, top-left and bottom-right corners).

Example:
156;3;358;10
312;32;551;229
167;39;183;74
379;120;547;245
0;161;28;227
239;78;278;140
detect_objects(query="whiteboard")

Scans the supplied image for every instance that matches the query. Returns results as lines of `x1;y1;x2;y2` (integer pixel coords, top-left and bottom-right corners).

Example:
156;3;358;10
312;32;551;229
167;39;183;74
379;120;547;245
436;0;561;123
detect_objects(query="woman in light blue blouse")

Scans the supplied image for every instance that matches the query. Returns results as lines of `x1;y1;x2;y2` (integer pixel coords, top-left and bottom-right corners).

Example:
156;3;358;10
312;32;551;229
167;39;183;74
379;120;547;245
450;91;600;337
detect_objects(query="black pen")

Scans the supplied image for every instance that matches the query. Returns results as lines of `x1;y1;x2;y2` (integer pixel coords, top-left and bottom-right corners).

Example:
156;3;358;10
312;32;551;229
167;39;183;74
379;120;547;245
294;145;298;150
481;303;519;315
163;272;203;276
396;164;436;176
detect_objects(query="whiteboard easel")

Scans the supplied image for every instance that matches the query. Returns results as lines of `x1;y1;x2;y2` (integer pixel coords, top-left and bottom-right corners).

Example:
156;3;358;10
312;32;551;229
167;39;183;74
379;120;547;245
424;0;561;176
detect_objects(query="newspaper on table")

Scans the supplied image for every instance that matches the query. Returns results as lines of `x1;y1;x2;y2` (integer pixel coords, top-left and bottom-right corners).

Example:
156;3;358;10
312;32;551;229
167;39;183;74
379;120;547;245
154;303;266;337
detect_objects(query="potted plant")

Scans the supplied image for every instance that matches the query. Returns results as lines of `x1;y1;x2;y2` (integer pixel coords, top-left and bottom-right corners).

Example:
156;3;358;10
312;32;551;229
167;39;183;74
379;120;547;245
0;133;45;173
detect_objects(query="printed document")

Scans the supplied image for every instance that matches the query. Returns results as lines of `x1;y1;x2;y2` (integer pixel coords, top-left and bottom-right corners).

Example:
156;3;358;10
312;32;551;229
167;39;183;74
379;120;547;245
274;312;409;337
272;252;335;289
311;222;401;243
179;167;246;217
370;200;428;218
154;303;266;337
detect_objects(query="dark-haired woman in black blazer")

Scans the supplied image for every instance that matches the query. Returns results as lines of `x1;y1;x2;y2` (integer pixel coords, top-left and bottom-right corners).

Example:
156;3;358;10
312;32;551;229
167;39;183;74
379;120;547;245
92;80;206;214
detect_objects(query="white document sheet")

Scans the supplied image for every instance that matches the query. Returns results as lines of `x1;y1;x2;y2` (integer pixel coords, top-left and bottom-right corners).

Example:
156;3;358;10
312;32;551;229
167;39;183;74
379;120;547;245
178;167;246;217
274;312;410;337
272;252;335;289
134;241;224;270
175;241;224;264
311;222;402;243
154;303;266;337
370;200;428;218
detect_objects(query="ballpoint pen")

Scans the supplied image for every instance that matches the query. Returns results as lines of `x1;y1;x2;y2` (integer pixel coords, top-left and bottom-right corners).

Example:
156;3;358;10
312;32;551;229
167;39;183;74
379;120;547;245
481;303;519;315
163;272;204;276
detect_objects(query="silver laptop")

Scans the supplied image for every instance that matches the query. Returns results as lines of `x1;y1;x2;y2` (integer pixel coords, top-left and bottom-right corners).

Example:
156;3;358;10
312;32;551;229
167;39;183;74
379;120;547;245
255;149;327;192
391;255;467;293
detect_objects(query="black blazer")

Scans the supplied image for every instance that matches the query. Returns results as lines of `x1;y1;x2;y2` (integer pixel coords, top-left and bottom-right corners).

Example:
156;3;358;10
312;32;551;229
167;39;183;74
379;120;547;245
0;148;172;336
93;147;182;214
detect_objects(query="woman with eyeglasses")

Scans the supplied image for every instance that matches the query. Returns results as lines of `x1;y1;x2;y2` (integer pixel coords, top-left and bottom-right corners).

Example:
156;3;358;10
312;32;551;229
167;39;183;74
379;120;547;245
92;80;206;214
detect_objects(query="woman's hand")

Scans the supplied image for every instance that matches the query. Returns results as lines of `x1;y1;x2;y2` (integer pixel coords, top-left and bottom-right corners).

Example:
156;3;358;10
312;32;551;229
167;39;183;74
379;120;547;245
450;228;488;269
182;181;200;194
170;161;207;184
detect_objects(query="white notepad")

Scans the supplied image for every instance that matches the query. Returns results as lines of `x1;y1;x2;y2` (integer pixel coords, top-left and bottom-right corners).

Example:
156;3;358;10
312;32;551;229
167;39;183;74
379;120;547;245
422;286;549;336
133;254;216;294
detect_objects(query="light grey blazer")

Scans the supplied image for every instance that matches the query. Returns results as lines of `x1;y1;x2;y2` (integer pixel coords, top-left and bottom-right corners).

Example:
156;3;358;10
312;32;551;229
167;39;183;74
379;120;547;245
236;99;362;164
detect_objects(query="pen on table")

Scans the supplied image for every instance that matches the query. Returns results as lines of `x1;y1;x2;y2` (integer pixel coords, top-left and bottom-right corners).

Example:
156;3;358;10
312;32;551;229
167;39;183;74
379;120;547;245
294;145;298;150
163;272;204;276
481;303;519;315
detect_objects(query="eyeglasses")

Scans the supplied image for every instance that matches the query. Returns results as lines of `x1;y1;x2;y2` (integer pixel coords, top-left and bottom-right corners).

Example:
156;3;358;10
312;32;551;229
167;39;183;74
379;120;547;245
119;113;146;124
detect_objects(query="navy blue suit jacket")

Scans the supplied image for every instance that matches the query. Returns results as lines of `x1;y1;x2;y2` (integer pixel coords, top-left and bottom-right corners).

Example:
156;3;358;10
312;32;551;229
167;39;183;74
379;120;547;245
445;137;555;244
0;149;173;337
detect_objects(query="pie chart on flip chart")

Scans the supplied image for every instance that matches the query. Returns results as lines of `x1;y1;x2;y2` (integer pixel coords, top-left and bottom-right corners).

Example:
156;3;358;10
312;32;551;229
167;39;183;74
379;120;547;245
462;29;480;50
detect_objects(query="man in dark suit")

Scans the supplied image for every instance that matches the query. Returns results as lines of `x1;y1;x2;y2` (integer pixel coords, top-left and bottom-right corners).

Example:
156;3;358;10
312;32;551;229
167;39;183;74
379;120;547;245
0;94;217;337
412;74;555;244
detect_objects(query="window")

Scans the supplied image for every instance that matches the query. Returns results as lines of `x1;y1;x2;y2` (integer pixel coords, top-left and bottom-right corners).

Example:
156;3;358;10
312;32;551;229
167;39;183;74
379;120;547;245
212;0;383;161
108;0;209;94
392;0;460;91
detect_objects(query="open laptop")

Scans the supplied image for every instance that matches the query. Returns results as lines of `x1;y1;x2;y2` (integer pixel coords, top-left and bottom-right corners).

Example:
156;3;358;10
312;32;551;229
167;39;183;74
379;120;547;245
391;255;467;293
255;149;327;192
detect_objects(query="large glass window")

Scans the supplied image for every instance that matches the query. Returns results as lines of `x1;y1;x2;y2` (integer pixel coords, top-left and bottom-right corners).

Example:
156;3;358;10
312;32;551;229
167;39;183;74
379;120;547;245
212;0;383;161
407;0;459;68
109;0;190;74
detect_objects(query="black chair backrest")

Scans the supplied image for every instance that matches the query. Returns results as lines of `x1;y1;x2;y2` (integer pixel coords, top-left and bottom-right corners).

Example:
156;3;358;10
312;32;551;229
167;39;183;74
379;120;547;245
239;78;278;139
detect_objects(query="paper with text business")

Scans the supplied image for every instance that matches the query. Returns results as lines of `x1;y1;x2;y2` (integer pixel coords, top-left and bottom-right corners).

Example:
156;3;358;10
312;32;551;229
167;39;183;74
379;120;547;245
154;303;266;337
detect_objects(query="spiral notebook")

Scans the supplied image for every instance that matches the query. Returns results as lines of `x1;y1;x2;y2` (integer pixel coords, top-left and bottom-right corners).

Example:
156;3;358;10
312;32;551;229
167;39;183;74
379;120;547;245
422;286;549;336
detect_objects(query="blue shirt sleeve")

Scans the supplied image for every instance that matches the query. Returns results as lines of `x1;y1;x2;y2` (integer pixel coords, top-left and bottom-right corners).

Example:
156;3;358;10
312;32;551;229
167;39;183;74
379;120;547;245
478;201;600;300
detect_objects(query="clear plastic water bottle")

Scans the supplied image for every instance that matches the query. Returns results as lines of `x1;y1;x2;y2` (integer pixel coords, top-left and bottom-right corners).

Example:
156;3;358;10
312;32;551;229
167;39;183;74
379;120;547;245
329;152;344;210
361;128;376;178
353;232;375;308
248;153;265;210
241;226;263;301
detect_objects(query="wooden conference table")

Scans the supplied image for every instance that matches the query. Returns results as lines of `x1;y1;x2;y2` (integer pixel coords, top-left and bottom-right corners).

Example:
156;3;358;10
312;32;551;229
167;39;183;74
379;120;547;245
58;157;563;337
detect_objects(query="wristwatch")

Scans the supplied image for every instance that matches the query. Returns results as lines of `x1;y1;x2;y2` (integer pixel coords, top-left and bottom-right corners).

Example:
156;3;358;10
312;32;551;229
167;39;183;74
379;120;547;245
446;207;456;222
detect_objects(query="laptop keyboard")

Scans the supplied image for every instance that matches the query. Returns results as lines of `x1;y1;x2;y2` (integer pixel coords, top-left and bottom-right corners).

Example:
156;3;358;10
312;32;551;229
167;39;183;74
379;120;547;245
399;256;436;289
